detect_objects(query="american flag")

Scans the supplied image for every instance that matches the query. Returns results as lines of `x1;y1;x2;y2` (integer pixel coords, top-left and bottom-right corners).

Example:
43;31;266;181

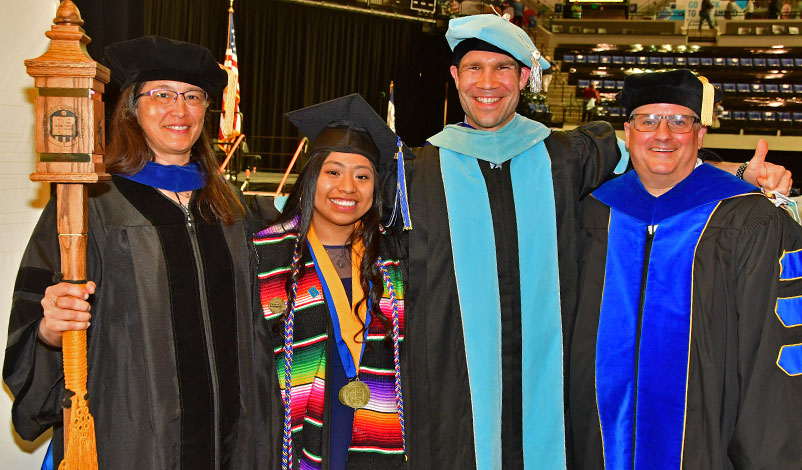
218;5;241;144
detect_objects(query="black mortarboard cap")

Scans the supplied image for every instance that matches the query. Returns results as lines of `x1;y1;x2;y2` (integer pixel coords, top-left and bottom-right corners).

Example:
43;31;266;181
285;94;412;182
617;69;722;126
286;94;414;229
103;36;227;95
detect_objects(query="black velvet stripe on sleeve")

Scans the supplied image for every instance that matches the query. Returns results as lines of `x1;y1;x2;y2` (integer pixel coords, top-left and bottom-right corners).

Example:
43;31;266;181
778;278;802;298
478;161;524;469
14;266;53;295
195;218;241;468
9;267;54;332
114;177;215;470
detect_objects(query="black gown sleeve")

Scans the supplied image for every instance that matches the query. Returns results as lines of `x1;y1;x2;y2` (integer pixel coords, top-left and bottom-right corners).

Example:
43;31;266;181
545;120;623;201
3;198;66;440
728;199;802;467
244;194;281;234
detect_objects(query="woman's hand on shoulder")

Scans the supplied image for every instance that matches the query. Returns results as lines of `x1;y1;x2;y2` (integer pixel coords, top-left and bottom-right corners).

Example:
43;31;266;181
38;281;96;348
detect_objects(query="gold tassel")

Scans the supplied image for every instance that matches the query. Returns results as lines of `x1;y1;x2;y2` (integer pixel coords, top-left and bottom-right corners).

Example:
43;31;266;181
698;75;715;126
58;330;98;470
219;64;237;138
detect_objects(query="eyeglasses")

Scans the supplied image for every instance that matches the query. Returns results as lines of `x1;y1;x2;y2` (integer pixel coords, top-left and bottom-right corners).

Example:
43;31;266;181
629;114;699;133
137;89;208;107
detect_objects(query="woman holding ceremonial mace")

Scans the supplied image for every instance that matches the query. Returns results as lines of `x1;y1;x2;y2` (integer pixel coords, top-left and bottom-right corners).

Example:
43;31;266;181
254;94;411;470
4;36;273;469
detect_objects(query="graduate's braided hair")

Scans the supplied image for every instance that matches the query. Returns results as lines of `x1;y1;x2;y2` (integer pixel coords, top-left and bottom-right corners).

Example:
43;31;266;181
280;235;301;469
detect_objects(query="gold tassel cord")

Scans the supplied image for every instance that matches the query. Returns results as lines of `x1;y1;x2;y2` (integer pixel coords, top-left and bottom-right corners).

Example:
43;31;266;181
220;64;238;138
698;76;715;127
59;329;98;470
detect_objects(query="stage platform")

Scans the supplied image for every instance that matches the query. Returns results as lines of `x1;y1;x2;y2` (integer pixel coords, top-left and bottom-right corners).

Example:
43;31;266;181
227;170;298;193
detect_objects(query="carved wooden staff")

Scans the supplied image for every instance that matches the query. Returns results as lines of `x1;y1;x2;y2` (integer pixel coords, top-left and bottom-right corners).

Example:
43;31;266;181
25;1;108;468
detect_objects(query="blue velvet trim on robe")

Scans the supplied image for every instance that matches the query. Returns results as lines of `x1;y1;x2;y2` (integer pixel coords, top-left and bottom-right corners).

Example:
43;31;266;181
777;343;802;376
41;440;54;470
780;249;802;280
307;244;370;379
512;142;565;467
115;161;206;192
776;296;802;327
308;246;371;465
429;113;551;164
593;164;755;469
438;130;565;469
439;148;502;469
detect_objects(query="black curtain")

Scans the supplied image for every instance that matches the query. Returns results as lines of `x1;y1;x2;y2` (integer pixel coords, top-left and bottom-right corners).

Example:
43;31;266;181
75;0;145;122
143;0;455;164
72;0;458;165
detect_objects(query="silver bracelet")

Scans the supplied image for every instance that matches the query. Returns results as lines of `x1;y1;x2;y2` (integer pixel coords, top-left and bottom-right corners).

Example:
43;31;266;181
736;161;749;179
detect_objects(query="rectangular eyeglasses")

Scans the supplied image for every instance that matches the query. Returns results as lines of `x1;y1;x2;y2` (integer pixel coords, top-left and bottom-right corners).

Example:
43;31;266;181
629;114;699;133
136;89;208;107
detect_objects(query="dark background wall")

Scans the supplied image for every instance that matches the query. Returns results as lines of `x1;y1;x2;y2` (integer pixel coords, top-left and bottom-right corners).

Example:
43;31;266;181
71;1;797;174
74;0;462;157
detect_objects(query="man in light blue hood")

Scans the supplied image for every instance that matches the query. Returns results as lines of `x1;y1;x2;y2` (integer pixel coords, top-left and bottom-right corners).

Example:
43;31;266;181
401;13;791;470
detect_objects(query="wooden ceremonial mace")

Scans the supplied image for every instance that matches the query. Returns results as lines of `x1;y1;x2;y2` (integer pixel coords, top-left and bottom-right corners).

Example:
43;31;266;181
25;1;108;468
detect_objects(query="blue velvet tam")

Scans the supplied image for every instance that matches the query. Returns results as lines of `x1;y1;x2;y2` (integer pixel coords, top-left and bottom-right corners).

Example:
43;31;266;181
446;14;550;71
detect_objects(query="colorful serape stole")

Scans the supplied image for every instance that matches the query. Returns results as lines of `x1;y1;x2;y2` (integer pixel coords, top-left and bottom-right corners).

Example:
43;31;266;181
254;226;405;469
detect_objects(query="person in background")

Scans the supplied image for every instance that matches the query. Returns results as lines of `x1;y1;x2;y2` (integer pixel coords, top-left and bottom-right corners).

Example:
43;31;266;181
699;0;715;30
585;96;598;121
581;82;601;122
781;0;793;18
769;0;781;18
746;0;755;19
503;0;515;19
572;1;583;18
570;68;802;470
524;5;538;28
511;0;525;26
254;94;410;470
724;0;736;19
3;36;273;469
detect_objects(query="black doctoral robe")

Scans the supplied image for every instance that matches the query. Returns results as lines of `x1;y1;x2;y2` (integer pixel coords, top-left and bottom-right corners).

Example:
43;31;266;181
570;166;802;469
403;121;623;469
3;176;277;469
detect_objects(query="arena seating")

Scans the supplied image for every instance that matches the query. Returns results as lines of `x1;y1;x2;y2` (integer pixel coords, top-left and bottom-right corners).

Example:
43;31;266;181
556;45;802;134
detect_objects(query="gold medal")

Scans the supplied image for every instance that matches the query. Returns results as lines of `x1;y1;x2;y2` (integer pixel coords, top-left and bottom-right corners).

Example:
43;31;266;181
268;297;286;315
338;379;371;409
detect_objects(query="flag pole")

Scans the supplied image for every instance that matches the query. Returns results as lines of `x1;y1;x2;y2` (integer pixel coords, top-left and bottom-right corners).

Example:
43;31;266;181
25;1;109;468
227;0;234;45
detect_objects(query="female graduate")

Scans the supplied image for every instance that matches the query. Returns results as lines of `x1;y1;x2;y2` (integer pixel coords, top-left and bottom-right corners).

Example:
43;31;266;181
4;37;271;469
254;94;411;470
